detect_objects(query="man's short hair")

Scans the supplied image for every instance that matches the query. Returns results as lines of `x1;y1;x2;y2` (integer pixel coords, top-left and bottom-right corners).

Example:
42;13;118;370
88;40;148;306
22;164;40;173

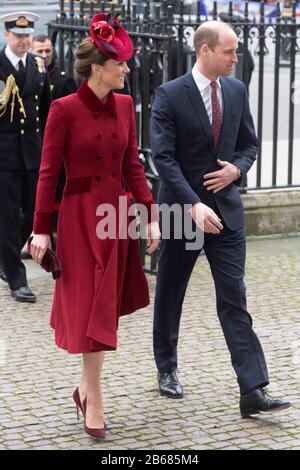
193;26;220;55
32;34;51;43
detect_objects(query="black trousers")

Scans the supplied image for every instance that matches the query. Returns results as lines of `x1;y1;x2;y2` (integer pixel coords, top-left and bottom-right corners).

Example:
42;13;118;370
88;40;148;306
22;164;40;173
0;170;38;290
153;224;269;395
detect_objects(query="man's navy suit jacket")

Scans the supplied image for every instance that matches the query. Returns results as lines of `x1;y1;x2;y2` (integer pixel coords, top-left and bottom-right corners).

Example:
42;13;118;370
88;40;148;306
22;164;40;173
150;72;258;230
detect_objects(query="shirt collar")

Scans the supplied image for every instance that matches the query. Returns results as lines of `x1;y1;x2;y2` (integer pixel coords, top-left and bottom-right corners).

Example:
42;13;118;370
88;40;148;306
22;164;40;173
5;45;27;69
192;64;221;92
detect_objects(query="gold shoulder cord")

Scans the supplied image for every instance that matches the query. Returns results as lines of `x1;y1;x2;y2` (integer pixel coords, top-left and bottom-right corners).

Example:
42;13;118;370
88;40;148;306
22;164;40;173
0;74;26;123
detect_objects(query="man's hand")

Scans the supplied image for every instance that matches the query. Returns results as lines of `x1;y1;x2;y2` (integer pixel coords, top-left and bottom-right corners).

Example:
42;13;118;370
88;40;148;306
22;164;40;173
189;202;223;234
203;159;240;193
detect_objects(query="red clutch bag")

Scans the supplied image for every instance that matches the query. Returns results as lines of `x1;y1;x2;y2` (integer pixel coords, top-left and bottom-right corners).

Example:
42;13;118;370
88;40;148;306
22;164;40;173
27;236;62;280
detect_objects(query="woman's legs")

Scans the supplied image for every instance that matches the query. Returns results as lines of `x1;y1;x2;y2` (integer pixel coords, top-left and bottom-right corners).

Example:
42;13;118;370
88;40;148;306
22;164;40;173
79;351;105;428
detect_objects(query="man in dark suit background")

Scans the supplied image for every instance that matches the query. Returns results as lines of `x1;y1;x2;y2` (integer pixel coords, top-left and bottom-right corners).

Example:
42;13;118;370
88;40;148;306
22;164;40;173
150;21;290;417
31;35;77;102
0;12;51;302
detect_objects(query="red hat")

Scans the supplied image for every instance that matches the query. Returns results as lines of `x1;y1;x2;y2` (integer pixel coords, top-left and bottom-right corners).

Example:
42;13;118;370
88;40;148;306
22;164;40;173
89;12;133;61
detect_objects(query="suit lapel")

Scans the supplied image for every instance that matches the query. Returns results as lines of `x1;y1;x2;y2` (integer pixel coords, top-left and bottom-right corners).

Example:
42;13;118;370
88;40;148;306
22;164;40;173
218;77;232;153
184;73;215;155
22;54;38;96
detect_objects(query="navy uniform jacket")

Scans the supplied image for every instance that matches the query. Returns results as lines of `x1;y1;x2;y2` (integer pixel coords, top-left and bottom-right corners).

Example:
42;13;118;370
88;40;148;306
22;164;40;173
0;48;51;170
150;72;258;231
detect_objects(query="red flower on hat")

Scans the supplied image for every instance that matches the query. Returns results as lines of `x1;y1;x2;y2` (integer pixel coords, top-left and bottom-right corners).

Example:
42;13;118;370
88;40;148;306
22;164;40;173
93;20;115;43
90;12;133;61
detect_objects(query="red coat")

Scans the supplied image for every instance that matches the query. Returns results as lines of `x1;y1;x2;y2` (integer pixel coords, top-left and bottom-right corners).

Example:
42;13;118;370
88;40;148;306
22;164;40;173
34;80;158;353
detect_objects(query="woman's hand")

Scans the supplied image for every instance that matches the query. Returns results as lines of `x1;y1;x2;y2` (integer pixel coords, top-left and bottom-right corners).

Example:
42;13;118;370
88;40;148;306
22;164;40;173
146;221;161;255
30;234;52;264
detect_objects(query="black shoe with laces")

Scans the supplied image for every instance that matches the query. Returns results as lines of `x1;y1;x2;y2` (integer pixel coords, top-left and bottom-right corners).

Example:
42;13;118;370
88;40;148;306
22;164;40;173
157;371;183;399
240;388;291;418
11;286;36;303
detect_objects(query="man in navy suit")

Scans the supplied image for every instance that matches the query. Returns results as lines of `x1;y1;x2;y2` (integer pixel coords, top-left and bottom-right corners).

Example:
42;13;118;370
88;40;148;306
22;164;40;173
150;21;290;417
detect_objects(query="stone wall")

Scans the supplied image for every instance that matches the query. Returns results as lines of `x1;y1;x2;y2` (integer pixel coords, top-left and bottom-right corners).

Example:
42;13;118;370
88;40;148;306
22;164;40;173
242;190;300;236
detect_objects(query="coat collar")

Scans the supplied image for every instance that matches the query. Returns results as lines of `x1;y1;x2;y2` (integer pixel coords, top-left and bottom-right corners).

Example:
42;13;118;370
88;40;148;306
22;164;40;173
22;53;39;96
47;59;59;78
77;79;116;116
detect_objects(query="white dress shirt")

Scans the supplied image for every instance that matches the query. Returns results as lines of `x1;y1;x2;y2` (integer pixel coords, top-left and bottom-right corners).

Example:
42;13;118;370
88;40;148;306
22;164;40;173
5;45;27;70
192;64;223;125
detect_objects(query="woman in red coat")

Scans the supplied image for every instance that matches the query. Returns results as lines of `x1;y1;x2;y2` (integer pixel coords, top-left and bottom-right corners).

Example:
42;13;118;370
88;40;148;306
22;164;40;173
30;13;160;439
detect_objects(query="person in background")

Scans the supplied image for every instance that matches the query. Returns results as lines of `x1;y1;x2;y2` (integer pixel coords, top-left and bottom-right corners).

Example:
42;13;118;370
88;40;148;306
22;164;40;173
0;12;51;302
31;35;77;101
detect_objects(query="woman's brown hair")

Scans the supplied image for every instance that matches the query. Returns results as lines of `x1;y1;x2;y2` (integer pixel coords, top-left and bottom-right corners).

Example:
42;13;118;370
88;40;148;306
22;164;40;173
74;37;109;79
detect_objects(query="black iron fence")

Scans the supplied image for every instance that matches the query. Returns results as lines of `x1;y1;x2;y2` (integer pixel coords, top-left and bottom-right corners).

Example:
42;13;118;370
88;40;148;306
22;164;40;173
50;0;300;192
48;1;300;271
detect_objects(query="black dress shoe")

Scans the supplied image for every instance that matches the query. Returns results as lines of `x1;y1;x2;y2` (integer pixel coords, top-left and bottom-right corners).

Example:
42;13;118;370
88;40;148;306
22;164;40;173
240;388;291;418
0;265;8;283
158;371;183;399
11;286;36;303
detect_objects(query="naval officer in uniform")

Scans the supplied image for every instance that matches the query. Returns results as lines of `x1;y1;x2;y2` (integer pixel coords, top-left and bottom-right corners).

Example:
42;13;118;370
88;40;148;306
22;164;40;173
0;11;51;302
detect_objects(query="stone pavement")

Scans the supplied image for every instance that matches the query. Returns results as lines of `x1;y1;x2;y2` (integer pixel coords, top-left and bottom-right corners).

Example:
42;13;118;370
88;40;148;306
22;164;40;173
0;237;300;451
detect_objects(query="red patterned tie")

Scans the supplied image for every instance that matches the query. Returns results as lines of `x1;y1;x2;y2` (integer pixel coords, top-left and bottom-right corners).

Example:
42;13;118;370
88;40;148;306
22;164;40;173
210;81;222;150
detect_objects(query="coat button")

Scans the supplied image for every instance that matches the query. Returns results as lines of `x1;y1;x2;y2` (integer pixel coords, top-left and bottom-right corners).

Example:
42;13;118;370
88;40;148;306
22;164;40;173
35;95;38;100
36;106;39;111
96;176;101;181
36;128;40;133
36;117;39;122
20;119;25;124
20;130;24;135
97;134;102;140
111;132;117;138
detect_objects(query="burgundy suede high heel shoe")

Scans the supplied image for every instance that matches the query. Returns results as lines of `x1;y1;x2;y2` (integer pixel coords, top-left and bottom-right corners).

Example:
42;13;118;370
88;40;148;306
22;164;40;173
82;397;106;439
73;387;85;420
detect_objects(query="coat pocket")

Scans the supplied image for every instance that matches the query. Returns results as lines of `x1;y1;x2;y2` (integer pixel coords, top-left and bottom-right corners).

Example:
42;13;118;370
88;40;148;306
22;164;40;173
64;176;92;195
